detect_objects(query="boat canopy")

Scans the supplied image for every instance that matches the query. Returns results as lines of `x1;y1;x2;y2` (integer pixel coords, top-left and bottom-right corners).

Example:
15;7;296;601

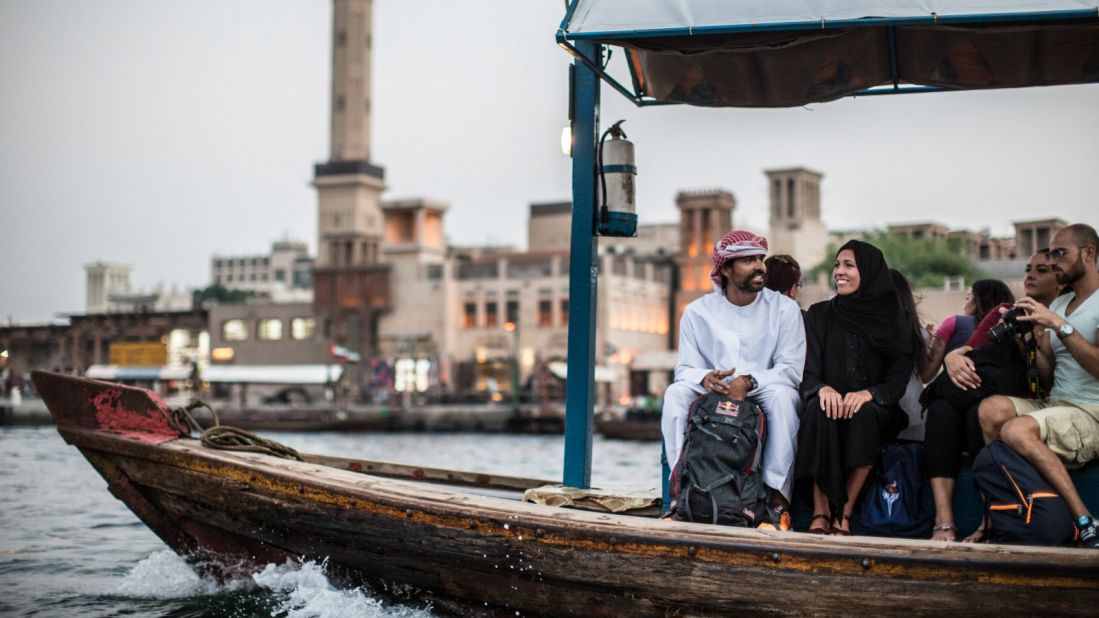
558;0;1099;107
202;364;344;385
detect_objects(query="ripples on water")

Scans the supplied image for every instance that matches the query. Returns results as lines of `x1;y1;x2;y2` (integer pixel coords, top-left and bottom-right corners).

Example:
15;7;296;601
0;426;661;616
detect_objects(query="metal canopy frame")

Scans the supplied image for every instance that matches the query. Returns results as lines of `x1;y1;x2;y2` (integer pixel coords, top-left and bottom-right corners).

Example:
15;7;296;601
558;1;1099;488
557;7;1099;107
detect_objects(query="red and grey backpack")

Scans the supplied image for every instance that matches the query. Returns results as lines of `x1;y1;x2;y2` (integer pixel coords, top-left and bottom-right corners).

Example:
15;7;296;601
669;392;768;526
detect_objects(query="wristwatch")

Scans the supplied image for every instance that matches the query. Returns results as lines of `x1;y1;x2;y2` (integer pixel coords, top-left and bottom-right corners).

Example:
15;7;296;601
1058;322;1075;339
746;374;758;391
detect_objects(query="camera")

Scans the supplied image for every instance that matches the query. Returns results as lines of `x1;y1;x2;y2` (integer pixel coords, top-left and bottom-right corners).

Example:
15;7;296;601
988;307;1034;343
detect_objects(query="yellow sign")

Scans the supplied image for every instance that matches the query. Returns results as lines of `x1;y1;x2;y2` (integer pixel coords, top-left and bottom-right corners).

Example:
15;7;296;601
108;342;167;367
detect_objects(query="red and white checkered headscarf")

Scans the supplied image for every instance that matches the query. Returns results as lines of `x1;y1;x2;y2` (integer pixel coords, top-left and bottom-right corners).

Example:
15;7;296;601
709;230;768;287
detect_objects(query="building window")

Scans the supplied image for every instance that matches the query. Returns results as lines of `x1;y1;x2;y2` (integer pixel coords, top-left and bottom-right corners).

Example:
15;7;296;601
463;302;477;328
291;317;316;340
560;299;569;326
537;300;552;327
257;318;283;341
222;319;248;341
426;264;444;280
506;300;519;326
274;269;286;282
485;302;499;328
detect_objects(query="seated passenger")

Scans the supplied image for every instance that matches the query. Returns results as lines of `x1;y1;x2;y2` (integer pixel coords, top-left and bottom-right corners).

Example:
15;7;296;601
661;231;806;529
978;223;1099;547
920;280;1015;383
764;254;802;302
923;277;1015;536
891;269;936;442
795;240;915;535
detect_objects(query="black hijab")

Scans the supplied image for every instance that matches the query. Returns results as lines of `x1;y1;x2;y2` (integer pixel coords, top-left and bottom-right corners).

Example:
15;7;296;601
829;239;911;355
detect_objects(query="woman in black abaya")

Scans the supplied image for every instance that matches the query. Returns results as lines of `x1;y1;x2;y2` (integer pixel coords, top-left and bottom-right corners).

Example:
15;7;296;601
796;240;915;535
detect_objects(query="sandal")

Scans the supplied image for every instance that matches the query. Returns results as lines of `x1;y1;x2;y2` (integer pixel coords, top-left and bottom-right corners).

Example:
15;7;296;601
829;513;851;536
931;523;956;542
807;514;831;535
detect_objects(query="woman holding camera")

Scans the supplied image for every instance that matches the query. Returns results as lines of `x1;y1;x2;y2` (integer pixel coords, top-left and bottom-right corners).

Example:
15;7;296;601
796;240;916;535
925;253;1062;541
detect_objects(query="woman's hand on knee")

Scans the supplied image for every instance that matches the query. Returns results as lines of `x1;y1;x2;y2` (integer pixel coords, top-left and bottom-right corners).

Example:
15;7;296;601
841;390;873;418
819;386;843;419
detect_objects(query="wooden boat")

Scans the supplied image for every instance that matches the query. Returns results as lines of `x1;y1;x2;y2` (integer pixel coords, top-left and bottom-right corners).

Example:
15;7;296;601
35;370;1099;615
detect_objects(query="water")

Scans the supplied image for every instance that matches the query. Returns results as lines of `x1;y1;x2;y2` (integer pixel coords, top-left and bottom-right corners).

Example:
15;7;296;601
0;426;661;617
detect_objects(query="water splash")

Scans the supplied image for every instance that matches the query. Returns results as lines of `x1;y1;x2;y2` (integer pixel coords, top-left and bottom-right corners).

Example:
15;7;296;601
112;551;436;617
252;559;435;618
114;550;243;598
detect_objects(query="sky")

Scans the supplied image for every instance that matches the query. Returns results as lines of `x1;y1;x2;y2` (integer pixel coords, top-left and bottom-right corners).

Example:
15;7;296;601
1;0;1098;323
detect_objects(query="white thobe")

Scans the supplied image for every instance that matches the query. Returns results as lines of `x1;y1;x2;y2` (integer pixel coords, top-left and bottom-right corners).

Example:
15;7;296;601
661;287;806;500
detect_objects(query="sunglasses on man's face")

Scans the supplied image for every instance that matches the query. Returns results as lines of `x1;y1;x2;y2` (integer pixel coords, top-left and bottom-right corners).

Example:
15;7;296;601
1045;247;1071;261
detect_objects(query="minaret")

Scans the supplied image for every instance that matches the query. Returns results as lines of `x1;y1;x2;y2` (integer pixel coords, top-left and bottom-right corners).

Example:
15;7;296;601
313;0;391;371
314;0;385;270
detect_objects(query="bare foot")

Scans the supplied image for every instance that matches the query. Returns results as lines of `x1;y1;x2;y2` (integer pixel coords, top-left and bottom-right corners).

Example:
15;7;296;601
962;525;986;543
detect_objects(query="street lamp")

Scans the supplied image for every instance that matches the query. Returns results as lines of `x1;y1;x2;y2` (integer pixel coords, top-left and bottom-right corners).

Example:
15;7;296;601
503;321;520;411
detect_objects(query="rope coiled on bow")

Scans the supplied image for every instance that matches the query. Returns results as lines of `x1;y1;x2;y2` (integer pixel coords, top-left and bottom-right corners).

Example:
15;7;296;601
171;400;304;462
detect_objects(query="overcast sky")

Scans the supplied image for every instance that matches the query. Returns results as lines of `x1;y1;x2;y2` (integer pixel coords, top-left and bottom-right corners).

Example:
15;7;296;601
2;1;1097;323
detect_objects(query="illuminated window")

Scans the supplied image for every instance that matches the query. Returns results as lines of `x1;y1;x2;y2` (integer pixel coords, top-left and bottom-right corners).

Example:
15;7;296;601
222;319;248;341
537;300;552;327
506;300;519;325
485;302;498;328
257;319;283;341
291;317;316;340
463;303;477;328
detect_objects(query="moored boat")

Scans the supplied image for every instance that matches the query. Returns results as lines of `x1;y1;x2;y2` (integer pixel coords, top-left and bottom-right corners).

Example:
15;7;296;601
35;371;1099;615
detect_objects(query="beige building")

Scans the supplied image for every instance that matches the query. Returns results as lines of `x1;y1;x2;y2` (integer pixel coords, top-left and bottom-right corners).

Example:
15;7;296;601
211;240;314;301
368;199;674;403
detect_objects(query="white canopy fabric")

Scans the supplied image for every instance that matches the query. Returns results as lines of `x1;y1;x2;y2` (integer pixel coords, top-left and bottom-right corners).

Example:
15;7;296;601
202;364;344;385
561;0;1099;107
564;1;1099;35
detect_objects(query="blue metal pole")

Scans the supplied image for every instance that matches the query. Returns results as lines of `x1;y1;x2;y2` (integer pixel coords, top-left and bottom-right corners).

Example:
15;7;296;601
563;41;600;489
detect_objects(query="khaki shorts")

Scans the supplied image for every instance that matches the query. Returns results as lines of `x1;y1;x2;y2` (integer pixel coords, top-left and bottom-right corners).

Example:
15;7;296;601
1006;397;1099;468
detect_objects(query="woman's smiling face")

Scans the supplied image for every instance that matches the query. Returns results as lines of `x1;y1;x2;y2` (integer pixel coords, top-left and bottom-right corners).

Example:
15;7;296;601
833;249;860;296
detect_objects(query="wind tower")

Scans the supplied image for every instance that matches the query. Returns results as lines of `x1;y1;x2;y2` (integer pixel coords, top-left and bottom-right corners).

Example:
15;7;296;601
673;189;736;332
312;0;391;375
765;168;828;275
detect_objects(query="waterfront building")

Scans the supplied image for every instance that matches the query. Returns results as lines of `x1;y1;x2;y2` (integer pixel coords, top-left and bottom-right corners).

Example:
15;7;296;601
210;240;314;302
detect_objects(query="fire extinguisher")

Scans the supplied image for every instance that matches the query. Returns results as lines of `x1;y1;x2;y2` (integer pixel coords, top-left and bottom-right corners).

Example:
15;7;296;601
597;120;638;237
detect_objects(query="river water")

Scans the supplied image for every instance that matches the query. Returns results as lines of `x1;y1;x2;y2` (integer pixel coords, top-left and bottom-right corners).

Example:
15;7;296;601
0;426;661;617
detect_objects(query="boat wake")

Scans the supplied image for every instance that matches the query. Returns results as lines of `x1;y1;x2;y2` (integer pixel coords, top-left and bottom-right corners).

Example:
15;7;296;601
114;550;437;617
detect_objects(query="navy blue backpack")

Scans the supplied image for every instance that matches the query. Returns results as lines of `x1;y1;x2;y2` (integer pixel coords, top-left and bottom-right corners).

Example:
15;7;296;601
852;442;933;538
971;441;1077;546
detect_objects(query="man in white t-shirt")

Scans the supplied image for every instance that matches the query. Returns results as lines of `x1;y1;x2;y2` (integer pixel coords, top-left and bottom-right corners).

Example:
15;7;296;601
661;230;806;530
978;223;1099;547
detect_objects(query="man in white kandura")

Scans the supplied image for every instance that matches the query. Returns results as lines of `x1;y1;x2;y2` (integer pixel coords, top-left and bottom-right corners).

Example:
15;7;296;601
661;230;806;530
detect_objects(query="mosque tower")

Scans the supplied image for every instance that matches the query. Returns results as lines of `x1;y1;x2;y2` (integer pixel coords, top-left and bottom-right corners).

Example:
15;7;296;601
312;0;391;366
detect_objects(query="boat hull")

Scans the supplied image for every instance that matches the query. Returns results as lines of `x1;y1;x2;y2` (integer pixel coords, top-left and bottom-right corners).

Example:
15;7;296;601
35;372;1099;616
